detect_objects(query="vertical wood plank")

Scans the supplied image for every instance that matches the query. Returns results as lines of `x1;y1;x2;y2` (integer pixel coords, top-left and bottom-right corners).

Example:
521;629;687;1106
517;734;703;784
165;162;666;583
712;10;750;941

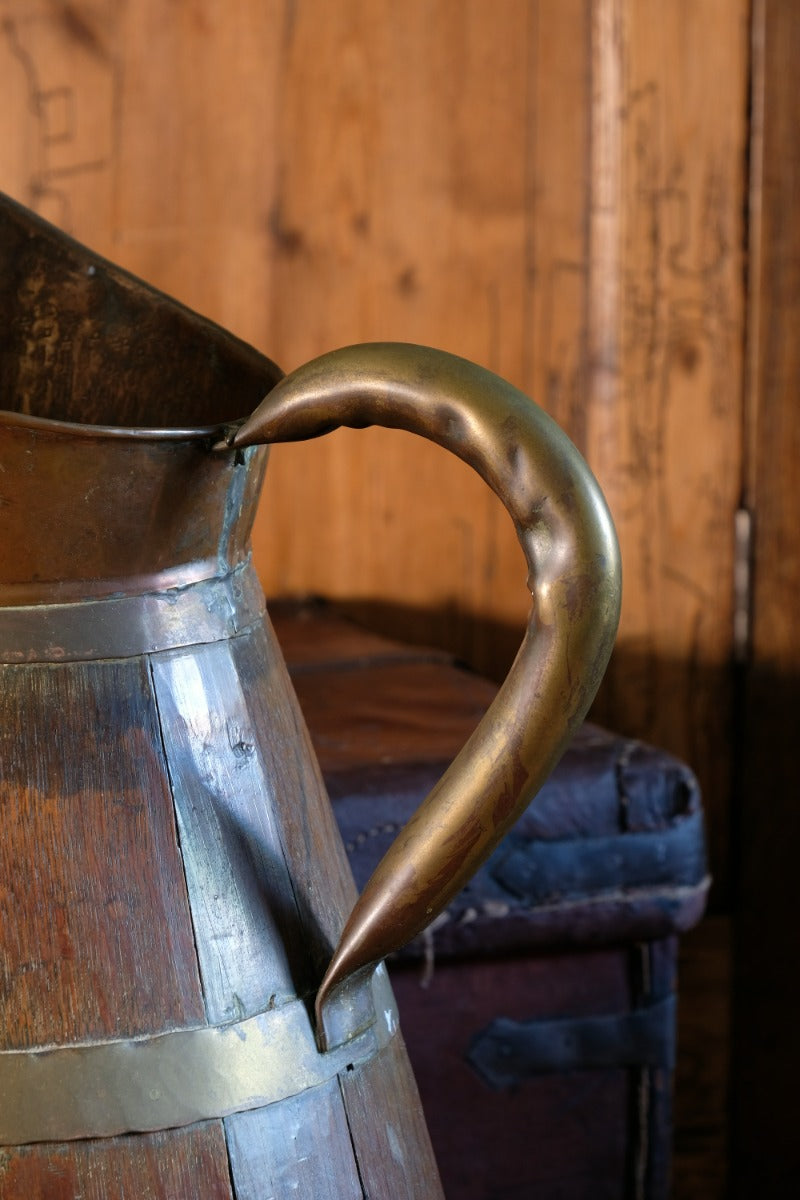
151;639;312;1023
151;627;372;1196
338;1034;445;1200
252;0;591;661
0;659;204;1050
587;0;749;900
0;1124;234;1200
228;620;359;978
108;0;282;348
224;1078;364;1200
0;657;224;1192
152;623;441;1199
734;1;800;1191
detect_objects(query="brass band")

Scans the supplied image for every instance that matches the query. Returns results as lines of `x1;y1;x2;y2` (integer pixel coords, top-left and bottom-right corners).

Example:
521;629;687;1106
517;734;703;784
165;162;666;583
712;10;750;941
0;560;265;664
0;966;398;1146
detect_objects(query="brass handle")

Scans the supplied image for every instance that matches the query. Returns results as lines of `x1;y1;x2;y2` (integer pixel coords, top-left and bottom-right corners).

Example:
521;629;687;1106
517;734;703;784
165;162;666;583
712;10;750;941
232;343;621;1045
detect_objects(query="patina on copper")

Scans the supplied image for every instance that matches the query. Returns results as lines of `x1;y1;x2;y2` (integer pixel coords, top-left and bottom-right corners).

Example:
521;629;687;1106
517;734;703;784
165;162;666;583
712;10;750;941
228;343;622;1047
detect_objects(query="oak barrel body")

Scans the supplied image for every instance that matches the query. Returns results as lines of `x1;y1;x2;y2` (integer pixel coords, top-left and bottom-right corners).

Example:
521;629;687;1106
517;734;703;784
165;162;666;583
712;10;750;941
0;602;438;1197
0;193;441;1198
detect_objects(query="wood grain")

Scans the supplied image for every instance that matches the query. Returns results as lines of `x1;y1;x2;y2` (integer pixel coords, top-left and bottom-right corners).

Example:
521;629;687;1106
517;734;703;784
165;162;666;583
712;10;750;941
152;638;313;1022
228;621;358;978
254;0;590;650
587;0;749;903
0;659;204;1050
0;657;224;1192
0;0;747;903
0;1124;234;1200
338;1034;445;1200
108;0;282;347
224;1078;363;1200
210;620;444;1196
0;0;117;239
150;628;373;1196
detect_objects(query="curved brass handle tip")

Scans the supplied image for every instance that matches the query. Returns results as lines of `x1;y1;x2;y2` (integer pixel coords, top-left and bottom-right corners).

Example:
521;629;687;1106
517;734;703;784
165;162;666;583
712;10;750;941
233;343;621;1028
313;965;375;1054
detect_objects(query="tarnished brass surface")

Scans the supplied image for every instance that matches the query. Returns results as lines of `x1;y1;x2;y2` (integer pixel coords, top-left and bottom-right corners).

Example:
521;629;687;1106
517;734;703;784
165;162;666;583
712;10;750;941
230;343;622;1041
0;560;265;663
0;965;397;1146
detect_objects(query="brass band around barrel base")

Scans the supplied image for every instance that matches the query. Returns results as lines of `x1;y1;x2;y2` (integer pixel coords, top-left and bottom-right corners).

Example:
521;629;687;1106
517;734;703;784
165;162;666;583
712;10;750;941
0;966;397;1146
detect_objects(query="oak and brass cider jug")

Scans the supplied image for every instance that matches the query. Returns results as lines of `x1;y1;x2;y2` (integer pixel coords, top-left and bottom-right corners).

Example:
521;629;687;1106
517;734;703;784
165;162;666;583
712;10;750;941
0;193;621;1198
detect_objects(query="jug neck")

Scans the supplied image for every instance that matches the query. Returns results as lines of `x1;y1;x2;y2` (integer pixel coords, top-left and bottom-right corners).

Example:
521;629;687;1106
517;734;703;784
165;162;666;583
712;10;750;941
0;415;267;607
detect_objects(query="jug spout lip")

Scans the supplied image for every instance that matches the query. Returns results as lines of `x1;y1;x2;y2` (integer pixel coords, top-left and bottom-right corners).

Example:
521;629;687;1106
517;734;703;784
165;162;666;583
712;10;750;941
1;192;283;435
0;407;241;443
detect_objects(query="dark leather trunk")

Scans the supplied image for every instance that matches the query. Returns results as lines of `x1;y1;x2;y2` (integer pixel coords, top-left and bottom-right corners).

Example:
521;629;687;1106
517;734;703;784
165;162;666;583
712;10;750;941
275;600;709;1200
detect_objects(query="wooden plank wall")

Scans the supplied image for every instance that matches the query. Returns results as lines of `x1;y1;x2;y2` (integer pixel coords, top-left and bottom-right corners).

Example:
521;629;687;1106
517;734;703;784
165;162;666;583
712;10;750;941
3;2;785;1196
587;0;748;905
0;0;748;885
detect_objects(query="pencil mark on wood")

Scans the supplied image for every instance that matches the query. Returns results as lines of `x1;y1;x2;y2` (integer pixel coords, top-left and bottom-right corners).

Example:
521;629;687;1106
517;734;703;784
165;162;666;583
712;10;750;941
0;7;117;231
661;566;712;606
538;259;588;448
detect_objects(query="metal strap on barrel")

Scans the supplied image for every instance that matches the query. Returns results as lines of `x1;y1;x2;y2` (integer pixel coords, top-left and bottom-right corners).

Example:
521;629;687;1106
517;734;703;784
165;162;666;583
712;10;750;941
0;966;398;1146
0;560;265;664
